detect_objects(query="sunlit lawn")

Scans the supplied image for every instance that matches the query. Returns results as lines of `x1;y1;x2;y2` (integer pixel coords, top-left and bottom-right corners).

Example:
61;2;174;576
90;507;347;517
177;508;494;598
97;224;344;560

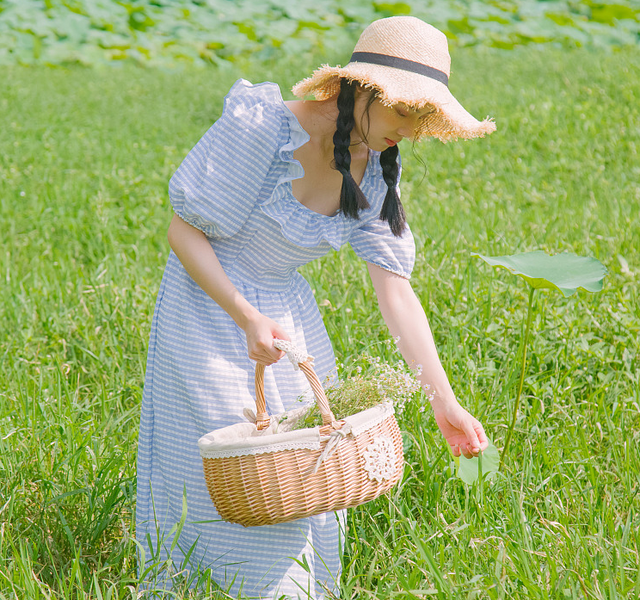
1;45;639;598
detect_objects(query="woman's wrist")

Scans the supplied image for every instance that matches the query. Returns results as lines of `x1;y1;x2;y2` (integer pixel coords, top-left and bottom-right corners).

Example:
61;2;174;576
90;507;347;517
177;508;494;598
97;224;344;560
420;378;458;410
230;297;261;332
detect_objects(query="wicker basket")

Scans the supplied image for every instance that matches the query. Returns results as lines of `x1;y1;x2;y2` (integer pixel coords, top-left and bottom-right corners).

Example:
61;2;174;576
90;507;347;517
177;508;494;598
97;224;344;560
198;347;404;527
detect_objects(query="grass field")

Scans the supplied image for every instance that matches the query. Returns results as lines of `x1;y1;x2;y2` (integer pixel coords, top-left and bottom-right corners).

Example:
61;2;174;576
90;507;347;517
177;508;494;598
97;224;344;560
1;45;639;598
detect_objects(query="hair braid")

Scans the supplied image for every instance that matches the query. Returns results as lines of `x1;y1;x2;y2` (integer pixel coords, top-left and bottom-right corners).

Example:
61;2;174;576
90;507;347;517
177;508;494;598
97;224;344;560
379;145;407;237
333;78;369;219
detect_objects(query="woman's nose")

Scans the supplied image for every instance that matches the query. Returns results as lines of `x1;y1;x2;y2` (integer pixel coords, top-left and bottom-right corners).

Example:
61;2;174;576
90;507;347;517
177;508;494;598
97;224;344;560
398;117;420;138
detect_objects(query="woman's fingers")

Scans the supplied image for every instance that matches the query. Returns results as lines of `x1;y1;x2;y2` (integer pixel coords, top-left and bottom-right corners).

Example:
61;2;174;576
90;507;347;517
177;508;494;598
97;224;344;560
249;335;289;365
249;344;283;366
244;313;291;365
462;424;482;455
273;327;291;343
454;424;489;459
452;442;472;459
460;444;476;459
261;325;291;363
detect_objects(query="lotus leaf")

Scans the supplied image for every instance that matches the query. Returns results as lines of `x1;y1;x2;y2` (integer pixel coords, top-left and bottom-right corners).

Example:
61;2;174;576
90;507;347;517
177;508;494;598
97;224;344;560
455;442;500;485
471;251;607;297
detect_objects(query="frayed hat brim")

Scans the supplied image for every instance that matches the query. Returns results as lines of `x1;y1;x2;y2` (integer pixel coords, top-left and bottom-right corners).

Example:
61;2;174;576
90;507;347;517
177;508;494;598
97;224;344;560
292;64;496;142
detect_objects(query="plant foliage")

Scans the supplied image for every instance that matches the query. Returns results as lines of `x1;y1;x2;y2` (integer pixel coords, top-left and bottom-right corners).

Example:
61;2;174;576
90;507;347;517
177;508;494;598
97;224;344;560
0;40;639;600
455;441;500;484
472;250;607;466
0;0;639;67
472;250;608;297
290;349;423;430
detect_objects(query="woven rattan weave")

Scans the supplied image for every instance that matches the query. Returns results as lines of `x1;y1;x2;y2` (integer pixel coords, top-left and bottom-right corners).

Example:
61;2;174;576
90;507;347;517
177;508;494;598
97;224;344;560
200;350;404;527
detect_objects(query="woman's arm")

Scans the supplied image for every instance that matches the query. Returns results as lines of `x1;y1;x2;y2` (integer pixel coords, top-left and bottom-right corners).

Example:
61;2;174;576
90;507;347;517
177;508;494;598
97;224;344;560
167;214;288;365
367;262;488;458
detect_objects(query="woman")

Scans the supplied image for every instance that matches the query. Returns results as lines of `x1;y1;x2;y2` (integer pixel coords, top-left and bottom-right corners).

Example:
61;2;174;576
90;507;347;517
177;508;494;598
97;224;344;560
137;15;495;599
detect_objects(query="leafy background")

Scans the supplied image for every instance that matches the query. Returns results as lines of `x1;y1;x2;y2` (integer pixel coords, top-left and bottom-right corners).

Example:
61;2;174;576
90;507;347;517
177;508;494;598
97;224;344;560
1;0;640;67
1;1;640;598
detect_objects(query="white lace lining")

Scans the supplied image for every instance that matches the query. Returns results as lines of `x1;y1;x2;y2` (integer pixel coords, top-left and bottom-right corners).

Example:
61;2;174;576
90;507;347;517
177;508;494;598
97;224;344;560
200;440;322;459
198;402;395;460
199;417;321;459
342;401;395;436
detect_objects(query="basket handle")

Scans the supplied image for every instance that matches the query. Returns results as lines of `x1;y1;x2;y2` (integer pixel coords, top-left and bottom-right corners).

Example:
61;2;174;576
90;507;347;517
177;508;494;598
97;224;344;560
254;340;337;431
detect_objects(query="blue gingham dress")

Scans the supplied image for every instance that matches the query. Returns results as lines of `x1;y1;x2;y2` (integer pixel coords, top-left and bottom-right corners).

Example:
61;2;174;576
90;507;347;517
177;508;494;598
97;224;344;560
136;79;415;599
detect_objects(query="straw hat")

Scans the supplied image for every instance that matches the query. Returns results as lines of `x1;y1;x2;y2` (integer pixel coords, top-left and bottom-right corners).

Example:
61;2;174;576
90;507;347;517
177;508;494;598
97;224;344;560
292;16;496;142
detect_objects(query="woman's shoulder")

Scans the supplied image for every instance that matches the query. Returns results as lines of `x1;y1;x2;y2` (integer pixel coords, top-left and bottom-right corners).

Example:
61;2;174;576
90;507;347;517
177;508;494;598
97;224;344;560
220;79;289;130
206;79;312;159
225;79;283;103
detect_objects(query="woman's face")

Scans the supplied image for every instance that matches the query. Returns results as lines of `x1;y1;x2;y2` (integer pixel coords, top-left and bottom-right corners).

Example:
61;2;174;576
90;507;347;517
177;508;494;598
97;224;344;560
352;92;432;152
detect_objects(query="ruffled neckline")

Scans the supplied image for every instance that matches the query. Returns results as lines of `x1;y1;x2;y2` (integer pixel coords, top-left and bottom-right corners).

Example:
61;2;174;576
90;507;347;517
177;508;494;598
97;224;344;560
252;81;383;252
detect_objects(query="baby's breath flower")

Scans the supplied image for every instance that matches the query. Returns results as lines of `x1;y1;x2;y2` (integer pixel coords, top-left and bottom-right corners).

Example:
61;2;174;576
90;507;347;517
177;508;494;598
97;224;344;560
290;338;425;429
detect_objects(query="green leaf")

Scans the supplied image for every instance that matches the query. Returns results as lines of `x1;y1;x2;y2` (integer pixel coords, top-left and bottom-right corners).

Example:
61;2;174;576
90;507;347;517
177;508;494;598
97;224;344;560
373;2;413;17
471;251;607;297
456;443;500;485
590;4;638;26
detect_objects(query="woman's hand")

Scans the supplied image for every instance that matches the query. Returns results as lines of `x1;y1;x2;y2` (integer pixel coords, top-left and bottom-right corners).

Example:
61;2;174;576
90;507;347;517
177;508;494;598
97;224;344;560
366;264;490;459
167;215;290;366
243;313;290;366
432;401;489;459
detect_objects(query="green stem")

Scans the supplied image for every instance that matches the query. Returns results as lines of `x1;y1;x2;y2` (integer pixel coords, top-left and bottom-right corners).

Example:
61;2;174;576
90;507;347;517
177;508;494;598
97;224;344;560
500;286;536;469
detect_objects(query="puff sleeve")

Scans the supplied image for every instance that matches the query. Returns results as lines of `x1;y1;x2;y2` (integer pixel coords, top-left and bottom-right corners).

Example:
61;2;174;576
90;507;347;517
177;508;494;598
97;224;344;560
349;157;415;279
349;220;415;279
168;79;283;239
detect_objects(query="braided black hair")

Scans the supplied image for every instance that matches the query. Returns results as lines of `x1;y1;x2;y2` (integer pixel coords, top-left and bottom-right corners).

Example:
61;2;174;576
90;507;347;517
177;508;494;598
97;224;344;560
379;144;406;236
333;78;369;218
332;77;407;236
